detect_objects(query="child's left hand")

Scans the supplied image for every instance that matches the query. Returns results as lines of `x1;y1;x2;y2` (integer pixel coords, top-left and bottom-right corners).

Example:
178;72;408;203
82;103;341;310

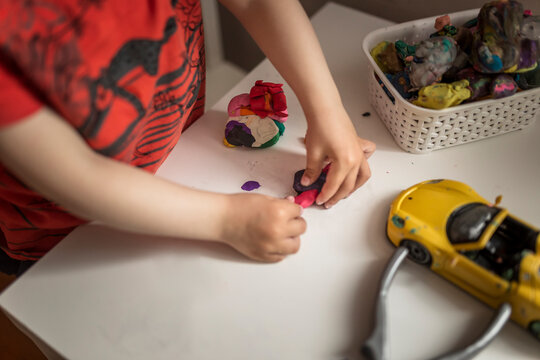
301;105;375;208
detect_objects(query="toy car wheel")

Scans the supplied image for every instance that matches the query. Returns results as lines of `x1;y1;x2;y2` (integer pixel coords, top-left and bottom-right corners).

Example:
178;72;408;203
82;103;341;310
528;321;540;341
401;239;432;266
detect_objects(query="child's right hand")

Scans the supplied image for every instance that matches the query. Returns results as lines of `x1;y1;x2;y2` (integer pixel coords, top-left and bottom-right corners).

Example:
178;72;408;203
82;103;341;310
220;193;306;262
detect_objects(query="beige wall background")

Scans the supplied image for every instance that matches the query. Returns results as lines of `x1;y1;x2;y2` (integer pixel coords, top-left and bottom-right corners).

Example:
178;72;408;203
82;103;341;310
217;0;540;71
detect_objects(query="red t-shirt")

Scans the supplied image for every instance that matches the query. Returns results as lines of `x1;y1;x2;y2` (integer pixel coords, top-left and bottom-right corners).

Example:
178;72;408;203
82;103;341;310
0;0;206;260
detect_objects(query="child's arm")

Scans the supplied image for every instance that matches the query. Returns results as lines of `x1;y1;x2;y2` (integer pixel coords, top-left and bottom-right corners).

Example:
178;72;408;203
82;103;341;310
219;0;376;208
0;108;305;262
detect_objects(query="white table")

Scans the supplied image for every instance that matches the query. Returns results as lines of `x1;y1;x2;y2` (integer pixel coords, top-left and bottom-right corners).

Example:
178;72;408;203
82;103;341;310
1;3;540;360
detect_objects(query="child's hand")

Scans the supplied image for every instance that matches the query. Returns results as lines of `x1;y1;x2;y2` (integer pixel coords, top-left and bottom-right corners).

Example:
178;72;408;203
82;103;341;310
220;0;375;209
221;194;306;262
302;106;375;209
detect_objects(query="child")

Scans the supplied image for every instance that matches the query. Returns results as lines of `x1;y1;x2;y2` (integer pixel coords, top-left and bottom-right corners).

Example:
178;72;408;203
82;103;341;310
0;0;375;275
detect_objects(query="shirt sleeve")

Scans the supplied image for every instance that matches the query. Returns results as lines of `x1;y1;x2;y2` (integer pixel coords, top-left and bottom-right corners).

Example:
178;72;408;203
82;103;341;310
0;61;43;128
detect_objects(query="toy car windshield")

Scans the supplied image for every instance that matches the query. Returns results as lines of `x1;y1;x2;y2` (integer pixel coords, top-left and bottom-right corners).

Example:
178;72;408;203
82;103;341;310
447;203;500;244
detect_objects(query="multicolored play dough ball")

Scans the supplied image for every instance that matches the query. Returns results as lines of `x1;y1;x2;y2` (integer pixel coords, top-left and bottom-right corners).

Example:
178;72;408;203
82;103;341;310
471;0;537;74
491;74;518;99
224;81;287;148
456;67;492;101
409;36;457;88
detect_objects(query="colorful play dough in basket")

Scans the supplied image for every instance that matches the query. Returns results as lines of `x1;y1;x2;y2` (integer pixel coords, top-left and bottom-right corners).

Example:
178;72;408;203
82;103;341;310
369;0;540;110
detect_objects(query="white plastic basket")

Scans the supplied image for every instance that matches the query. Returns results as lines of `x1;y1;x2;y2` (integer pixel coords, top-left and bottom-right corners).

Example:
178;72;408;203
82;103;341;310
362;9;540;154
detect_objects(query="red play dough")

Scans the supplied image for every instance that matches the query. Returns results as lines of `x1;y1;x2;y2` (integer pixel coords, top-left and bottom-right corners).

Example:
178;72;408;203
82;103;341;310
294;189;319;208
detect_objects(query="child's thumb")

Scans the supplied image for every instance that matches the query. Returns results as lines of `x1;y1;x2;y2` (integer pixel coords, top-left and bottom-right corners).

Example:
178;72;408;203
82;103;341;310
301;156;324;186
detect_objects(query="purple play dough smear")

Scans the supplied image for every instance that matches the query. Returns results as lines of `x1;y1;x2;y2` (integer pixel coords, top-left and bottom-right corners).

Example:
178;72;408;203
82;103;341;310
241;181;261;191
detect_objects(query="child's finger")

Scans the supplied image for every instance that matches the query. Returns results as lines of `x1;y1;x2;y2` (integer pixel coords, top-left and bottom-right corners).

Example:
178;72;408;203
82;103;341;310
272;236;301;255
361;138;376;159
354;158;371;190
281;198;304;217
286;217;307;238
301;148;324;186
315;162;347;205
262;254;286;263
324;165;359;208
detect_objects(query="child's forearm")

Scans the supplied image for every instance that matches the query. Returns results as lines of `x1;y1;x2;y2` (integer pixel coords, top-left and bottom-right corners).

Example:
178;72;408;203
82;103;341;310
71;154;231;241
0;107;229;242
219;0;342;120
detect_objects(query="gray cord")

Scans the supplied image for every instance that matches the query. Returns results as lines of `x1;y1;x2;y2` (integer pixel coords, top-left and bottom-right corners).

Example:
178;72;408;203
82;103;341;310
361;246;512;360
430;303;512;360
361;246;409;360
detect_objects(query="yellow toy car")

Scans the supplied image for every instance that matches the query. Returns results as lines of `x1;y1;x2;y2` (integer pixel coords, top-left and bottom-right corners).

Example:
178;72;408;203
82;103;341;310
386;179;540;341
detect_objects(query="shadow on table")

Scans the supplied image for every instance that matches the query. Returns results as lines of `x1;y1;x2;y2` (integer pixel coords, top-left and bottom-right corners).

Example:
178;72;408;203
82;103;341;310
24;224;257;278
333;191;395;360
